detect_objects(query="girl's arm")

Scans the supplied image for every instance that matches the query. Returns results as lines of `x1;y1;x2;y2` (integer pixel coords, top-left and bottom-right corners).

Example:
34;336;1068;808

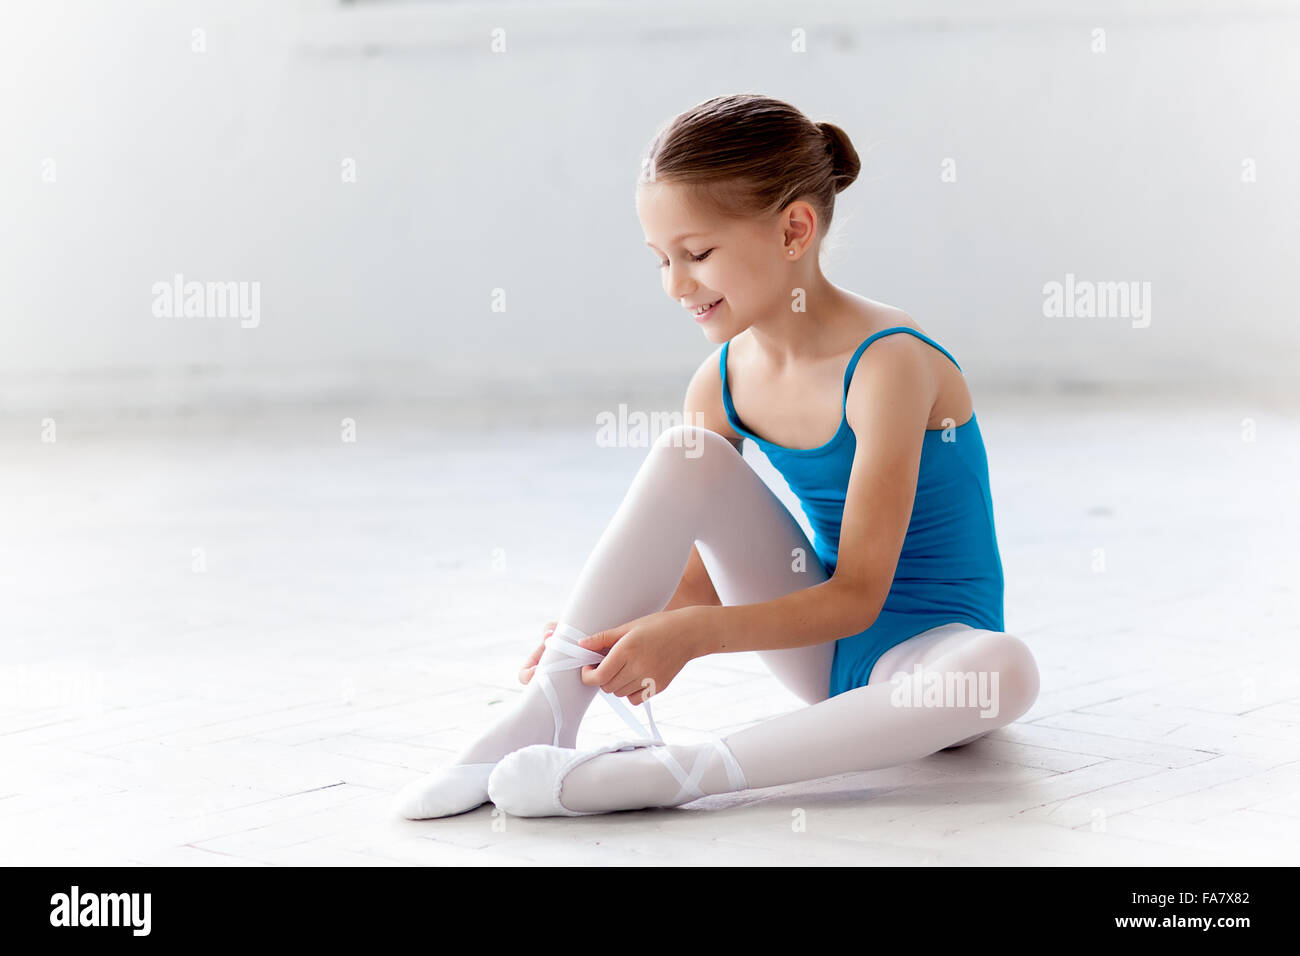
685;334;938;659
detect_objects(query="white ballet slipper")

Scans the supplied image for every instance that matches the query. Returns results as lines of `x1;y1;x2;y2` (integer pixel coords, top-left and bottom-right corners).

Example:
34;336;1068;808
488;735;749;818
487;741;644;817
390;763;496;820
390;623;660;822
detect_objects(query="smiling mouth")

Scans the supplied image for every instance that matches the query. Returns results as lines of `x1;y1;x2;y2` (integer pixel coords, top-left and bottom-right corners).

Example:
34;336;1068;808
690;298;722;316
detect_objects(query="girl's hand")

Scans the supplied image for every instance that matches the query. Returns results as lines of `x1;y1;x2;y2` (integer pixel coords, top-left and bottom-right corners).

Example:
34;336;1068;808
577;607;708;704
518;620;557;685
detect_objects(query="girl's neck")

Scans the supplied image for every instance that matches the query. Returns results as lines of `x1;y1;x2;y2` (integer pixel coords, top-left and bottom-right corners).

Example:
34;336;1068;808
742;276;860;368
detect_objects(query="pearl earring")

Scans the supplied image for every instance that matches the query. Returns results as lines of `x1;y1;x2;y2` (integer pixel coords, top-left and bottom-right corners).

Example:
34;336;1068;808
788;249;794;255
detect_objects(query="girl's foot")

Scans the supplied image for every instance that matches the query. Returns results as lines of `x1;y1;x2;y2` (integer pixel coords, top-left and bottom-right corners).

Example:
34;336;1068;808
390;623;607;820
390;763;497;819
487;735;749;817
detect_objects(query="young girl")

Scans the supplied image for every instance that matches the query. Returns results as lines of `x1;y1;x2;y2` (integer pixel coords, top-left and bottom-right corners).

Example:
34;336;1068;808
392;93;1040;819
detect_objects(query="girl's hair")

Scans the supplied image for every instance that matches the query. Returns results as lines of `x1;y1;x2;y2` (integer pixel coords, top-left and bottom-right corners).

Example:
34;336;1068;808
639;93;861;237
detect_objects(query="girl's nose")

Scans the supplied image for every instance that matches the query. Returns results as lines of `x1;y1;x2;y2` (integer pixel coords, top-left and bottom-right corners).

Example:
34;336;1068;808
666;268;694;302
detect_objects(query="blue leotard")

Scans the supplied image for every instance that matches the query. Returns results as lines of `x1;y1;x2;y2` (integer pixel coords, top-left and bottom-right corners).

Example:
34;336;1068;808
719;326;1005;698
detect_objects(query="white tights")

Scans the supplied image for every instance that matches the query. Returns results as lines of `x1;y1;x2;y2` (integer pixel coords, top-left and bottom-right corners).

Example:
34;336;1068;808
395;425;1040;817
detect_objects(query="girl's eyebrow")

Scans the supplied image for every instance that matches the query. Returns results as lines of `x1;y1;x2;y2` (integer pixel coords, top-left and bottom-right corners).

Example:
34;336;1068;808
645;232;708;248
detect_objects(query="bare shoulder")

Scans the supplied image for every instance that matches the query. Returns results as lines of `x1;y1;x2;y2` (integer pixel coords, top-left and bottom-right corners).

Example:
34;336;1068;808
843;312;940;436
683;342;744;451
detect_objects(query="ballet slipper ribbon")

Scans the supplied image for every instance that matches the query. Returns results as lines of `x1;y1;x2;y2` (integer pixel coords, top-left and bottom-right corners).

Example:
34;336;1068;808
540;622;664;745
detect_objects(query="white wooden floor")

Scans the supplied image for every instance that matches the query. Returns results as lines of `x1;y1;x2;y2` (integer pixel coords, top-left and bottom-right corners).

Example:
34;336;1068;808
2;393;1298;866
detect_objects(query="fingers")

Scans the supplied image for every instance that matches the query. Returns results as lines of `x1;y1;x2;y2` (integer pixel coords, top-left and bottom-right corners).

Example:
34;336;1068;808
519;627;553;685
518;645;544;684
631;679;659;705
578;627;625;652
581;659;625;691
610;676;655;703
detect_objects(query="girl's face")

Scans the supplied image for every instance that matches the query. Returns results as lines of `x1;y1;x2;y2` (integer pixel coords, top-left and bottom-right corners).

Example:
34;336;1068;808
636;181;790;344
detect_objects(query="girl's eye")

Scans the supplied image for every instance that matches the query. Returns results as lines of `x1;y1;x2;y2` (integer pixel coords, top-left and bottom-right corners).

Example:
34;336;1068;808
658;250;714;268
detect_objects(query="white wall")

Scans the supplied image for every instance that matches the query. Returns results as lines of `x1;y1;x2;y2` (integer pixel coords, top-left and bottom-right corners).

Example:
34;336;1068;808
3;0;1297;418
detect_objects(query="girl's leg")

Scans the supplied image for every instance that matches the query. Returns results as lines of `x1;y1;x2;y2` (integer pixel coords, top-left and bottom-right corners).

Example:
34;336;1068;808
540;623;1039;812
393;424;833;818
867;621;1012;750
550;424;834;704
692;474;834;708
725;624;1040;787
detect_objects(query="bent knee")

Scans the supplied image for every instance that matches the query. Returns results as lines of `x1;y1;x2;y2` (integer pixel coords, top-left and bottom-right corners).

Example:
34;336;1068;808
647;425;743;482
651;423;737;456
962;631;1040;723
625;425;748;512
